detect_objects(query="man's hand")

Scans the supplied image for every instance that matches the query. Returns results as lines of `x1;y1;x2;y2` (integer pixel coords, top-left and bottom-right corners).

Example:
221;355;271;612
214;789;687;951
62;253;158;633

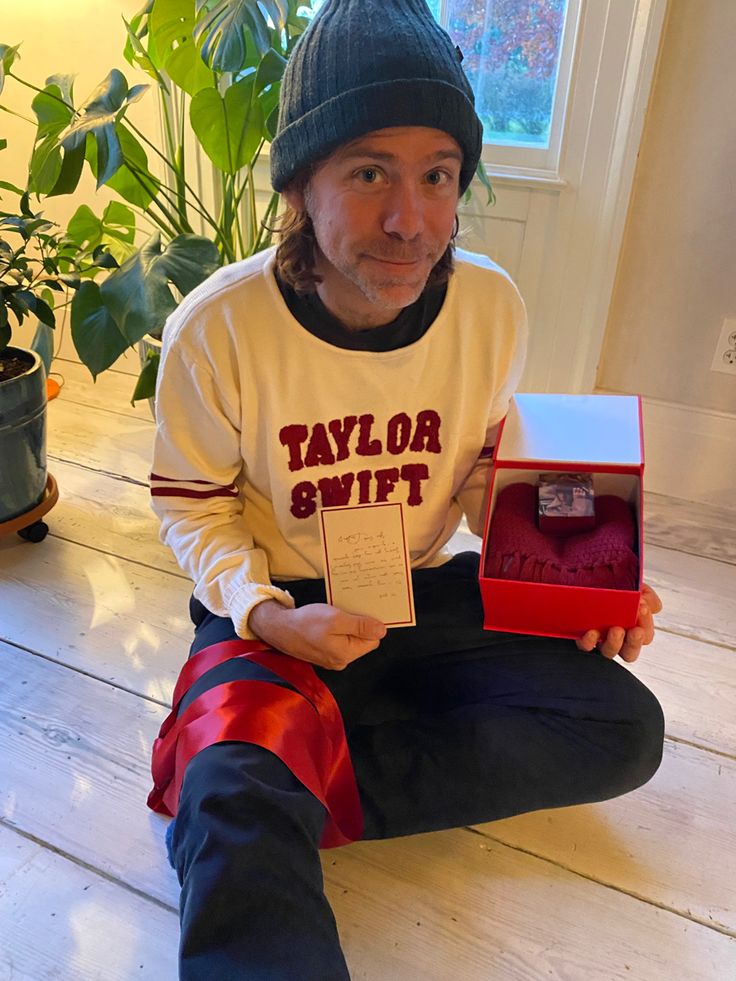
249;600;387;671
576;583;663;663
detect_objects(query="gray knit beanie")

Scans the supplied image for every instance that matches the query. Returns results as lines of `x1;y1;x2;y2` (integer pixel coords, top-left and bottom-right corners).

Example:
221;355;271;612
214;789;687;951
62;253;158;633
270;0;483;195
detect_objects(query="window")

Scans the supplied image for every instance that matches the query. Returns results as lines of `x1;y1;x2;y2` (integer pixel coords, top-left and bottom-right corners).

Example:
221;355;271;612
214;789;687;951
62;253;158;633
303;0;580;178
431;0;579;175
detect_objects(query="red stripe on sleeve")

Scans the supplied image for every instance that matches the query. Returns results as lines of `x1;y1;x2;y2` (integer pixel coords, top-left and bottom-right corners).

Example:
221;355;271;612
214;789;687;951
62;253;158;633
150;472;232;487
151;486;239;499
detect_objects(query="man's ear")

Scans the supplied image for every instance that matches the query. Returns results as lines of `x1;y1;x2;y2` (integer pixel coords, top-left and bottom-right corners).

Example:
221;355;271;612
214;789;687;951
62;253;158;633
283;184;306;212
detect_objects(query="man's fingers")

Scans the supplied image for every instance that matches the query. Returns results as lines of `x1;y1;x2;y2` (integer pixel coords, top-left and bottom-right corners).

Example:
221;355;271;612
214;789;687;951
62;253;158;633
599;626;625;659
638;602;656;645
642;583;663;615
342;634;383;658
618;628;644;663
576;629;599;652
579;587;660;661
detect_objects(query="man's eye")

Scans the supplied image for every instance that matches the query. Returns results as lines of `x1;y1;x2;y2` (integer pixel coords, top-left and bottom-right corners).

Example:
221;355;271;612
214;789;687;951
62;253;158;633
426;170;450;186
357;168;381;183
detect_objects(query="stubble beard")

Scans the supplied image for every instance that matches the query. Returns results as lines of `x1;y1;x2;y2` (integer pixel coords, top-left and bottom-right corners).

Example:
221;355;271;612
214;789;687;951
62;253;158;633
322;240;446;314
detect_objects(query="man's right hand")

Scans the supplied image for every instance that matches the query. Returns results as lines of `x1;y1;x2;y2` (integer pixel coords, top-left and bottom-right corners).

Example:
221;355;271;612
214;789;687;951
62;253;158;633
248;600;387;671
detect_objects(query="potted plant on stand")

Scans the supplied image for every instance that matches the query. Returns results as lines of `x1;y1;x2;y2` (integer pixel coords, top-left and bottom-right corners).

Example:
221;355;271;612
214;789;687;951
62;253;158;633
0;185;86;541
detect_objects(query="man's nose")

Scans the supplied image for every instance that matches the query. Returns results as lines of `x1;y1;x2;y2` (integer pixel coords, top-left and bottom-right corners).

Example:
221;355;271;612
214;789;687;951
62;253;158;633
382;184;424;240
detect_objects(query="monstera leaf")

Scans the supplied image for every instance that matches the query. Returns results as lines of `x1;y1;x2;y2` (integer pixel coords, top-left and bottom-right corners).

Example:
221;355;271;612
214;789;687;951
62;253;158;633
149;0;212;96
194;0;289;70
85;124;160;210
61;70;149;187
31;75;75;140
123;3;169;89
190;74;263;174
71;281;130;378
28;78;78;195
0;43;21;96
66;201;137;265
101;233;220;343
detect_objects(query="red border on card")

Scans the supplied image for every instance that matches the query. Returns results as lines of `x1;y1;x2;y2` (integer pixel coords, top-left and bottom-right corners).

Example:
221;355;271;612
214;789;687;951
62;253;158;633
319;502;415;627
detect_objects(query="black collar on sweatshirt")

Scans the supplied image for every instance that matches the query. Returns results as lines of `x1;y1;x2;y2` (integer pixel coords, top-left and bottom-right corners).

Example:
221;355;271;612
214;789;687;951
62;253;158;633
275;272;447;352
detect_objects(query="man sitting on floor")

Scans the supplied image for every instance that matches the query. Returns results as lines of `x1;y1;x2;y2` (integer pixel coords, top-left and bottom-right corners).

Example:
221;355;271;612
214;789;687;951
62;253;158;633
148;1;664;977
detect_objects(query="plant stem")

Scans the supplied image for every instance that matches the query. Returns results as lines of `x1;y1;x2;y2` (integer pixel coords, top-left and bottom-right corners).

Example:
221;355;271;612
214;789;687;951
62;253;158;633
159;88;188;228
253;191;280;252
175;92;187;228
122;155;206;235
0;103;36;125
160;86;177;164
123;147;211;237
247;166;257;255
233;175;246;258
216;173;237;263
123;166;180;238
178;89;187;219
8;72;74;110
125;119;221;234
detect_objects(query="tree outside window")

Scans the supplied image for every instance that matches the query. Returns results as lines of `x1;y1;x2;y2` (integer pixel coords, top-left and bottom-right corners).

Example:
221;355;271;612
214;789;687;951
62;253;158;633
431;0;568;148
305;0;569;150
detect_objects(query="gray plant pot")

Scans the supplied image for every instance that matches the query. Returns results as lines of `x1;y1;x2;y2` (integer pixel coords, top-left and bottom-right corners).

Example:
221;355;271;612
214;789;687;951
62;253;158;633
0;346;47;523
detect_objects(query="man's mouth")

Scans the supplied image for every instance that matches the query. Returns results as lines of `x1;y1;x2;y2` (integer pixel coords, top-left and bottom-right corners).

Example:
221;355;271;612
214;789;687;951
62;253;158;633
365;255;424;267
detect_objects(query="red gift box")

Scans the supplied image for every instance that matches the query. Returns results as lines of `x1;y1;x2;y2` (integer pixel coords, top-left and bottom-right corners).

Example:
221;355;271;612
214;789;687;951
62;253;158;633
479;394;644;640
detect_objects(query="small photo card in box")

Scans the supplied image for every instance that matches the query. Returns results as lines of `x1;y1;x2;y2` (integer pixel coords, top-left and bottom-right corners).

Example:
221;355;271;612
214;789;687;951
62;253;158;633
479;394;644;640
538;472;595;535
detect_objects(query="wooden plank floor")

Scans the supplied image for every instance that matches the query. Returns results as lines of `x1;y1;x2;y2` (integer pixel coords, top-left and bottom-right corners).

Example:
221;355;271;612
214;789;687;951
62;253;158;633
1;360;735;980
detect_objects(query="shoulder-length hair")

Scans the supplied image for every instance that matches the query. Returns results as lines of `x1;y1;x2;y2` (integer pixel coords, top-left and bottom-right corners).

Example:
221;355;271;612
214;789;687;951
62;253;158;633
271;176;460;294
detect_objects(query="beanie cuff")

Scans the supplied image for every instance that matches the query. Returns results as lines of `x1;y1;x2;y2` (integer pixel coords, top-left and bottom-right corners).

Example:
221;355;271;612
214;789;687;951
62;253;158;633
270;78;483;195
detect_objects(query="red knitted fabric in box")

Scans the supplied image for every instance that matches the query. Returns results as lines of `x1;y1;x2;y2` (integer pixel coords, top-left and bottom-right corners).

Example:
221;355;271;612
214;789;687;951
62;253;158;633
486;483;639;589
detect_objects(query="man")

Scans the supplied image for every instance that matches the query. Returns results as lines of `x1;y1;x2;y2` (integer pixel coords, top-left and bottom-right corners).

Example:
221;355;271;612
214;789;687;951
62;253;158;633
149;1;664;978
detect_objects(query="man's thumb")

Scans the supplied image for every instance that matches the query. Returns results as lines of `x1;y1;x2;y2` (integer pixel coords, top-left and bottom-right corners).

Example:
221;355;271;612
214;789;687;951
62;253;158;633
351;615;387;640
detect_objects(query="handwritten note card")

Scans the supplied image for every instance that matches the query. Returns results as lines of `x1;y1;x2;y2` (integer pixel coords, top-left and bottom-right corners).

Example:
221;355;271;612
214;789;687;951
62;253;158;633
319;503;415;628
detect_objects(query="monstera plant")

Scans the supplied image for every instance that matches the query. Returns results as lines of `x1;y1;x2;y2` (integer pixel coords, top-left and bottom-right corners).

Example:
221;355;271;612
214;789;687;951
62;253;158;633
1;0;310;401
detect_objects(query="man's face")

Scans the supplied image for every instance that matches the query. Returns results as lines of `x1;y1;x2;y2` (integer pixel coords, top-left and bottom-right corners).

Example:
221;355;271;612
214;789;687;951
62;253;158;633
285;126;462;329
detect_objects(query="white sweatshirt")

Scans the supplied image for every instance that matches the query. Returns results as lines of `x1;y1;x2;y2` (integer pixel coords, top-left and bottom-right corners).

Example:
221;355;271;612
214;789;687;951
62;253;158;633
151;246;527;638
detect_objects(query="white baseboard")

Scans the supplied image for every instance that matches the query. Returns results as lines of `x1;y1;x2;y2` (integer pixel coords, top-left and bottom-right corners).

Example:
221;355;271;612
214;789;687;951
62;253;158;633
638;396;736;510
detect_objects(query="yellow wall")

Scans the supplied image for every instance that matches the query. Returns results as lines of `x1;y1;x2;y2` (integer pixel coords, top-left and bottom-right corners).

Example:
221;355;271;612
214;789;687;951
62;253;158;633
2;1;159;230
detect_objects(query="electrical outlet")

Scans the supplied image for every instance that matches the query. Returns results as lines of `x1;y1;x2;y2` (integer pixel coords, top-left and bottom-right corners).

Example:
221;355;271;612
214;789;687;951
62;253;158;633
711;317;736;376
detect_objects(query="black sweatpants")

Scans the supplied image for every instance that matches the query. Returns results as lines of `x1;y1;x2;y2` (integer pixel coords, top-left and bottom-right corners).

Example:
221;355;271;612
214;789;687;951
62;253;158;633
166;552;664;980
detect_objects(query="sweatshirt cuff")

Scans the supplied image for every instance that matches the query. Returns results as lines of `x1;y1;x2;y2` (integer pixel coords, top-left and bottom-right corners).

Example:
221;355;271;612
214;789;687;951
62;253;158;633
229;582;295;640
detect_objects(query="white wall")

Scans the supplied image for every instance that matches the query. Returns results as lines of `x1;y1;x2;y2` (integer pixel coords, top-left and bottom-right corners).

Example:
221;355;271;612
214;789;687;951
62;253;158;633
597;0;736;508
599;0;736;413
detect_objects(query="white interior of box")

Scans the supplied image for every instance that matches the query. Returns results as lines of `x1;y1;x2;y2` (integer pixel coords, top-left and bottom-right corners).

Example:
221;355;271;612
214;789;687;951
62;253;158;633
499;394;642;466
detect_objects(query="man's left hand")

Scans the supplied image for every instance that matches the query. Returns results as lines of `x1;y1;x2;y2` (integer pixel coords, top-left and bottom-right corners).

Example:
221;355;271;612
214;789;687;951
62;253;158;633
576;583;663;663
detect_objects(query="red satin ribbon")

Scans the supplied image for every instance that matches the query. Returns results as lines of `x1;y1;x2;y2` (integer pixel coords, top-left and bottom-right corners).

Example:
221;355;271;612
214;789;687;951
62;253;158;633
147;640;364;848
